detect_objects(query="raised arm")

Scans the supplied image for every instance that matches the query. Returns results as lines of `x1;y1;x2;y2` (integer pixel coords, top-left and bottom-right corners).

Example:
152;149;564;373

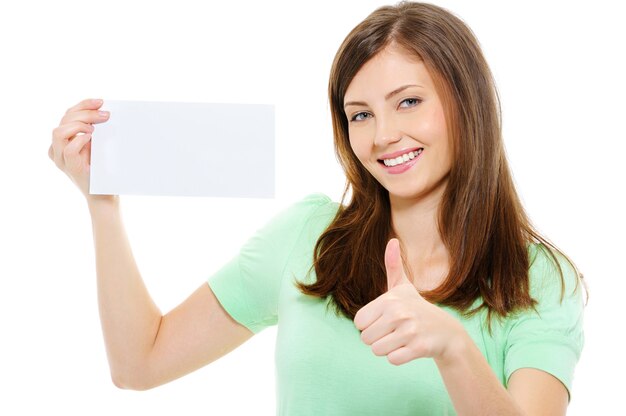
49;99;253;390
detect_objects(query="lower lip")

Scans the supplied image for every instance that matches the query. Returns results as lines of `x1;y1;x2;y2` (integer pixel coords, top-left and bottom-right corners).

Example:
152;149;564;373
382;151;422;174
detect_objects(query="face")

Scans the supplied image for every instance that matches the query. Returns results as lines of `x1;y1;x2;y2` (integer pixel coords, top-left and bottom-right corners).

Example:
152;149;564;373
343;44;452;205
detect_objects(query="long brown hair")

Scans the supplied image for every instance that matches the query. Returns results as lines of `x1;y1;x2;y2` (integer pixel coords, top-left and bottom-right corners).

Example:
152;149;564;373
295;1;585;329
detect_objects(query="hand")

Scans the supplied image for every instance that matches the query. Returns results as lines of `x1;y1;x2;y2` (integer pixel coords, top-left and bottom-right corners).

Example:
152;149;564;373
49;98;110;199
354;238;467;366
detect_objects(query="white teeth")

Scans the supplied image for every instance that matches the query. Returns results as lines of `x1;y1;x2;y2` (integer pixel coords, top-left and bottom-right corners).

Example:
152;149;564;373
383;149;423;166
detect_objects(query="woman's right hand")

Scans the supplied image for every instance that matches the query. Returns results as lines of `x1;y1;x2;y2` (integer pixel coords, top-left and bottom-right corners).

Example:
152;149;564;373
49;98;111;200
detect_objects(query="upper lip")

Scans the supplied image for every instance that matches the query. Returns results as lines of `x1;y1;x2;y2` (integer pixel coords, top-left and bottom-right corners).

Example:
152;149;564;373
378;147;423;160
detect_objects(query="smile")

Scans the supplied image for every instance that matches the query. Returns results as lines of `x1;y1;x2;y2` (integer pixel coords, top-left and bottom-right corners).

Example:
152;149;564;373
380;148;423;167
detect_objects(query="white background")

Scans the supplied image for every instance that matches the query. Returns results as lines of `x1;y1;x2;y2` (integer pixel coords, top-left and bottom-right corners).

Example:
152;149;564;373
1;0;624;414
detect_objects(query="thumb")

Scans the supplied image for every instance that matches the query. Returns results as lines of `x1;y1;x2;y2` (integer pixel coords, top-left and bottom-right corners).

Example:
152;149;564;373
385;238;411;290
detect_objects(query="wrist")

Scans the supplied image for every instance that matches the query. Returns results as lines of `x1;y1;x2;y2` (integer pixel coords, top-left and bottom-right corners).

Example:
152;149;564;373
86;194;120;214
435;326;473;369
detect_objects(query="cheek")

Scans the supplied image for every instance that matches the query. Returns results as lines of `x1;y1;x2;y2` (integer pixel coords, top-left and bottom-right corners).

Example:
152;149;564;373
431;107;453;167
348;134;368;162
433;107;452;163
412;105;448;145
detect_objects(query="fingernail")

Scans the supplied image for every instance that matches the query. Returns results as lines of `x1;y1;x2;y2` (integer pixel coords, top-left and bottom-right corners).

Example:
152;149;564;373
98;111;109;118
92;99;103;105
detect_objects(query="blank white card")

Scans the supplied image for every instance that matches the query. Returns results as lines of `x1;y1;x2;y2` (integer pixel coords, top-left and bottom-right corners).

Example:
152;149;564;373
90;100;275;198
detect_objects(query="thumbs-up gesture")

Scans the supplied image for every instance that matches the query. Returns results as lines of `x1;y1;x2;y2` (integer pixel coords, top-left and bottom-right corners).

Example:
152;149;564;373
354;238;467;366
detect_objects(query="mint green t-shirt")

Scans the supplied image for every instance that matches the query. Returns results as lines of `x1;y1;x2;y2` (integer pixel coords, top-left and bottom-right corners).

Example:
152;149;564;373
207;194;585;415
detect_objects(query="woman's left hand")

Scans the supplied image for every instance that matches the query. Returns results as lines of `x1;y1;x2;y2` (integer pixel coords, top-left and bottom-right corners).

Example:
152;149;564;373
354;238;468;366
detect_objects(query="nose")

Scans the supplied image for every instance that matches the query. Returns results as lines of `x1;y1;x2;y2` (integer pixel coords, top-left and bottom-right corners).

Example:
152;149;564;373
373;115;402;148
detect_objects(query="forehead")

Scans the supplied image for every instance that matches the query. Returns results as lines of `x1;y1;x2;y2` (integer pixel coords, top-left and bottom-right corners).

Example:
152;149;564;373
344;45;437;102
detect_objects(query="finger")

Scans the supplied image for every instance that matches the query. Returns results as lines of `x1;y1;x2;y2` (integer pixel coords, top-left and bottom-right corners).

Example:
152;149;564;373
60;108;110;126
386;346;415;366
82;139;92;166
51;122;94;167
360;316;395;345
54;131;86;169
370;331;408;357
53;121;94;145
385;238;411;290
354;303;383;331
62;133;92;173
65;98;104;115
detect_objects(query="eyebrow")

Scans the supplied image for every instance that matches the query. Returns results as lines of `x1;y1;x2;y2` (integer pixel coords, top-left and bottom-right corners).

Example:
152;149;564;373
343;84;423;109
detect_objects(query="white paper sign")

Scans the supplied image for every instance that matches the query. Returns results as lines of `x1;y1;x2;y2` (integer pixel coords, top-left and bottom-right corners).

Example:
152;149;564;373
90;100;275;198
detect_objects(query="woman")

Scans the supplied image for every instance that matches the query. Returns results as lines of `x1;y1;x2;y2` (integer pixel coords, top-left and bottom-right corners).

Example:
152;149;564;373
48;1;585;415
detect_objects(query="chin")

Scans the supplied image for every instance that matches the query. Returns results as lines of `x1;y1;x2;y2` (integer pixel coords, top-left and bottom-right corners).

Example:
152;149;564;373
383;185;424;200
384;181;442;202
388;179;449;205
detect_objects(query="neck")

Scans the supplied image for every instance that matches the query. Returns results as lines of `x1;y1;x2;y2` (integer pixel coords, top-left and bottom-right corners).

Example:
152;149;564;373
390;185;446;254
389;183;449;289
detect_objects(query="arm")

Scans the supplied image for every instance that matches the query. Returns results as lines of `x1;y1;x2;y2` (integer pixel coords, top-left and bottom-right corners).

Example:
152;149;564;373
435;333;567;416
89;196;161;388
354;239;572;415
90;198;253;389
51;99;254;390
508;368;569;415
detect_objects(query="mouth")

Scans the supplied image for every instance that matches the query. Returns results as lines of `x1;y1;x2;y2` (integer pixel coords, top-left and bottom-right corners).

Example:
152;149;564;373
377;148;423;167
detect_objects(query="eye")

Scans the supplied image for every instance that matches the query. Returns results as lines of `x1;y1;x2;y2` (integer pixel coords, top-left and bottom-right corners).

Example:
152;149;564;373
399;98;422;108
349;112;371;122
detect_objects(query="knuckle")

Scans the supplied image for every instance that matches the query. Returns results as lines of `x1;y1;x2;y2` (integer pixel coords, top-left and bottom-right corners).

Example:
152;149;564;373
406;321;419;336
62;143;75;158
53;155;64;170
52;125;66;140
51;144;63;161
386;305;406;320
371;343;384;356
76;120;91;129
353;314;362;329
71;120;86;131
384;297;401;309
410;340;428;357
397;310;412;321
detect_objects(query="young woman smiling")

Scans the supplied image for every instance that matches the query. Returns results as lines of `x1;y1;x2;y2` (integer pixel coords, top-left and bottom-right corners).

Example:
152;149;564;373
49;2;585;415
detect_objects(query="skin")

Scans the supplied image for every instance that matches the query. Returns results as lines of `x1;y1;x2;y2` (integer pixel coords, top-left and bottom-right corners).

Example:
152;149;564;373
344;43;451;289
347;44;570;415
49;99;253;389
49;47;569;412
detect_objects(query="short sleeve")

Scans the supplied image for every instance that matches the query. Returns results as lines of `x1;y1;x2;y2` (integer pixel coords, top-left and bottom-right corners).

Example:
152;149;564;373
503;245;585;401
206;193;333;334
